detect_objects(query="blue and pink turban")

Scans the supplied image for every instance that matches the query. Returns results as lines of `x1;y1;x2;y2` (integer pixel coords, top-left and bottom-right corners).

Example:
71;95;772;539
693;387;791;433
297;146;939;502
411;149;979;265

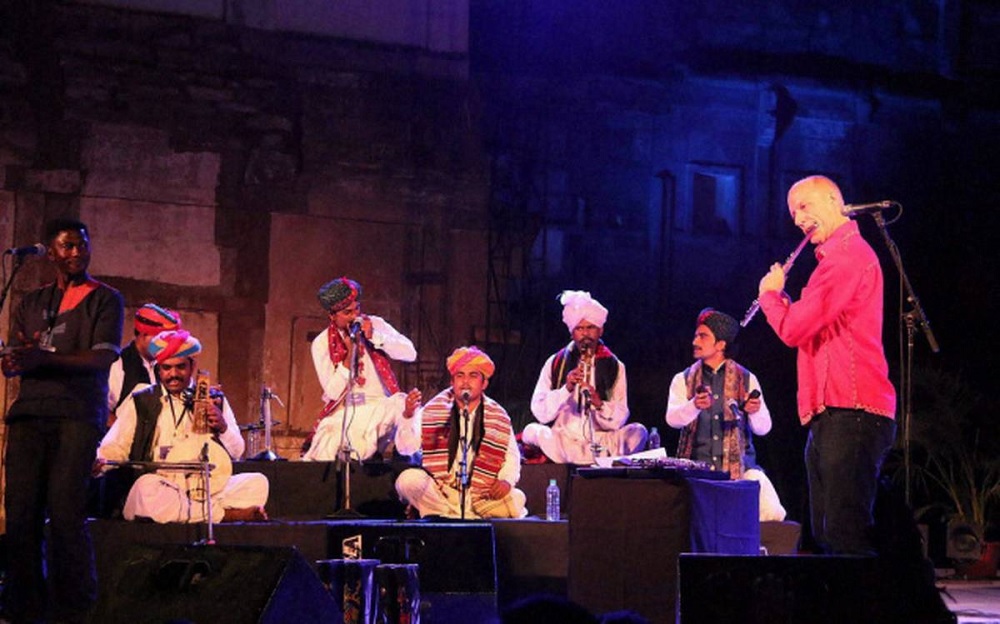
148;330;202;364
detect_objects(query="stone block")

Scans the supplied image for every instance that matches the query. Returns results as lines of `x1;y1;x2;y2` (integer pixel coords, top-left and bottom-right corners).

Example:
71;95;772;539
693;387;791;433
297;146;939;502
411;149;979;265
23;169;83;194
81;197;221;287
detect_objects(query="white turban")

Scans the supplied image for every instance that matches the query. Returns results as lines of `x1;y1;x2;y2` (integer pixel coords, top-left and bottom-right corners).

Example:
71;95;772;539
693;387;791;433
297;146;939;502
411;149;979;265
560;290;608;332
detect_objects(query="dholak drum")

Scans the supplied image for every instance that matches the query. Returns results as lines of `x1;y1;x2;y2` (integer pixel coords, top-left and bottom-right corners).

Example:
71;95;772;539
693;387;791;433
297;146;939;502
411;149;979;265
375;563;420;624
317;558;380;624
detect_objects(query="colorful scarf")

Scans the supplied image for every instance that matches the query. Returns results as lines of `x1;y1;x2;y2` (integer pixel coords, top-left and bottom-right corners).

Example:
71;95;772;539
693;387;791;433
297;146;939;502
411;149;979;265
420;388;511;496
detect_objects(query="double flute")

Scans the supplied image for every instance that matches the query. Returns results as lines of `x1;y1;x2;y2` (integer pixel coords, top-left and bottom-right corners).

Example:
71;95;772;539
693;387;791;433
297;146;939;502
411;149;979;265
740;224;817;327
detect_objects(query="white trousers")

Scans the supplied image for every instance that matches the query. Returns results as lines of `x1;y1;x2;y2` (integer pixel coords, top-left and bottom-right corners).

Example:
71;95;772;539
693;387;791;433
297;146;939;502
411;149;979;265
303;393;406;461
521;421;648;465
395;468;526;519
744;467;787;522
123;472;269;524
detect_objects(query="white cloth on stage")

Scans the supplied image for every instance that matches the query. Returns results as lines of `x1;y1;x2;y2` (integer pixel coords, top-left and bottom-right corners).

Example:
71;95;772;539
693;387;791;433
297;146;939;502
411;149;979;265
303;315;416;461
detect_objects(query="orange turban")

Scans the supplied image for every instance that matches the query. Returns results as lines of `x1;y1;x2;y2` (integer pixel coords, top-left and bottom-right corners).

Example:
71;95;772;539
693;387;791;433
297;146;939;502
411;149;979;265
446;346;495;379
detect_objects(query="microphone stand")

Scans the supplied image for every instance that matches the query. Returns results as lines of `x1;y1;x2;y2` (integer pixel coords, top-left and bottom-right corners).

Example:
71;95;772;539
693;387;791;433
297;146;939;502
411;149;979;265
459;397;470;521
577;347;604;464
199;442;216;545
250;386;285;461
871;211;939;507
582;389;604;464
330;326;364;518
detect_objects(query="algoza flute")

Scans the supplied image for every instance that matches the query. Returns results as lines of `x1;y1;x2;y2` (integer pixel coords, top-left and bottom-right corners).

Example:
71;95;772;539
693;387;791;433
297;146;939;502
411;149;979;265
740;224;817;327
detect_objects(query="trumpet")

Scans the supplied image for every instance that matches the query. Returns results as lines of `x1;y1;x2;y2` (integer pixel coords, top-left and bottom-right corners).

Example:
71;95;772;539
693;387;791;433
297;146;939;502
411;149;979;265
579;347;593;404
740;224;817;327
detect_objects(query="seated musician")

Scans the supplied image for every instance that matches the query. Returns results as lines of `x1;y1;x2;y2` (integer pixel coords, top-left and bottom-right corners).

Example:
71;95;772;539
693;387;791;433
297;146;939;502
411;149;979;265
522;290;647;465
96;329;269;523
664;308;786;521
394;347;527;519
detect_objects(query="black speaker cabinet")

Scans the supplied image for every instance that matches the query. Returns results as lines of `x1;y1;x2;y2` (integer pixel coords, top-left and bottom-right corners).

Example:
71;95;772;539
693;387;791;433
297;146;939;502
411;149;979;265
678;554;955;624
92;543;338;624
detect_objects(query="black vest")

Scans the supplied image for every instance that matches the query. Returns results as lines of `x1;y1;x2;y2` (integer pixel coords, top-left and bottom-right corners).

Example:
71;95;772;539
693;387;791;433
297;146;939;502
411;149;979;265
129;385;165;462
117;342;152;410
550;342;620;401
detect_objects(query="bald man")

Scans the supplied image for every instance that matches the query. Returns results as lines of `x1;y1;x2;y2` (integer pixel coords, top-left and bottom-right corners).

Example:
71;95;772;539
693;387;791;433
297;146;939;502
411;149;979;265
757;175;896;555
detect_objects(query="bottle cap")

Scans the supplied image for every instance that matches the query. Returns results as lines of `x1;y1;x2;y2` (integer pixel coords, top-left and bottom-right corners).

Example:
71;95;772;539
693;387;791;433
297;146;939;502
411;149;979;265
549;478;556;486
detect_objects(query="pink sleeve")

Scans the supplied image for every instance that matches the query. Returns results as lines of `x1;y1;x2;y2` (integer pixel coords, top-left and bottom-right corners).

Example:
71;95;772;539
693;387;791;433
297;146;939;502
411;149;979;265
760;254;868;348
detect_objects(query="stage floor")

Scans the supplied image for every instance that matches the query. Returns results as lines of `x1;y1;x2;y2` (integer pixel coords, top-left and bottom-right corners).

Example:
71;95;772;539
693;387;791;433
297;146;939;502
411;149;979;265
938;578;1000;624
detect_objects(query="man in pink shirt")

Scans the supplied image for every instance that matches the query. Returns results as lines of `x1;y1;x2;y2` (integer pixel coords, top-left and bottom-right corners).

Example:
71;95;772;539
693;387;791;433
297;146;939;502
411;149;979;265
757;175;896;555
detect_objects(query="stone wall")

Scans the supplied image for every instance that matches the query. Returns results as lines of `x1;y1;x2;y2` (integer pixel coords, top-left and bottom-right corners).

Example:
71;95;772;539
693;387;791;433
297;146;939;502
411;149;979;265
0;1;488;470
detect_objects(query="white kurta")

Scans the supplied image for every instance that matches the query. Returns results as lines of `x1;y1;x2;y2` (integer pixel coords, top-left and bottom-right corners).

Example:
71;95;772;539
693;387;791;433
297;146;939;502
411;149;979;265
98;386;268;523
664;369;786;521
303;315;416;461
394;401;526;519
523;346;646;465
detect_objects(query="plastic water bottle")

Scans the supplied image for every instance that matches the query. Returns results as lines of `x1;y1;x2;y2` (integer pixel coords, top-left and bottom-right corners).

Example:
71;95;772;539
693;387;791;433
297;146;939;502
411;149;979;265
545;478;560;521
647;426;661;450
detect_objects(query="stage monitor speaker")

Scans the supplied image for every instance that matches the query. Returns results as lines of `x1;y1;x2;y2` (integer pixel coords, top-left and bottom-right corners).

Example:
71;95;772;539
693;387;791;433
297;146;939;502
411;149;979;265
678;554;955;624
92;543;338;624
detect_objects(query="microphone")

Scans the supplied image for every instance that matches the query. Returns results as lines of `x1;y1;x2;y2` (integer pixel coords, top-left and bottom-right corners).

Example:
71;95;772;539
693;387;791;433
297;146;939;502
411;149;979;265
739;389;761;411
4;243;46;257
732;389;762;419
348;319;362;340
461;390;471;405
841;201;893;217
729;400;743;420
